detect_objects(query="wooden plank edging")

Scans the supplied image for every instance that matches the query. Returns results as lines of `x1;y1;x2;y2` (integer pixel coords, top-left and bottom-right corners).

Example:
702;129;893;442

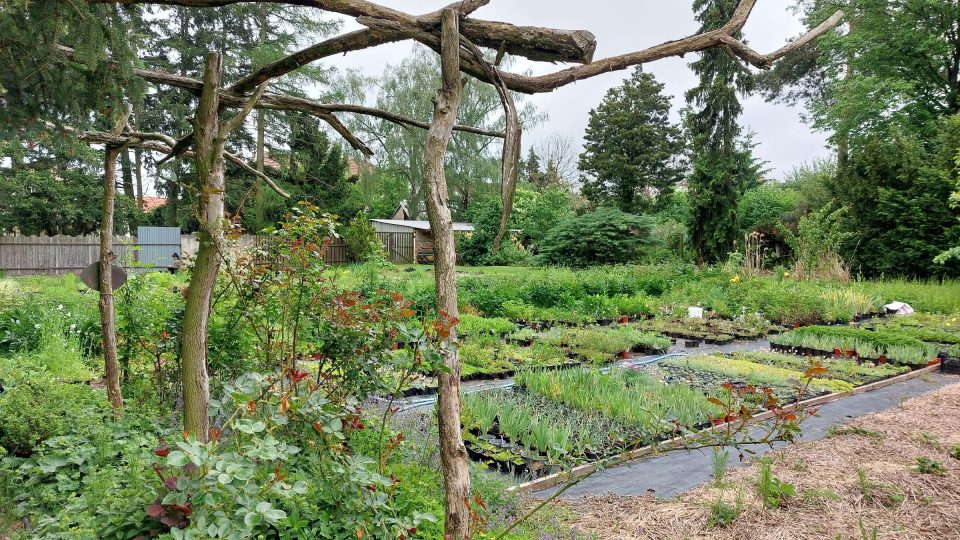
510;363;944;494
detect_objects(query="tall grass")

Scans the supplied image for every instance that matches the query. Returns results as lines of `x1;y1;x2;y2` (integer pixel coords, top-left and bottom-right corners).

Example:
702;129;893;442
515;368;719;435
769;325;938;365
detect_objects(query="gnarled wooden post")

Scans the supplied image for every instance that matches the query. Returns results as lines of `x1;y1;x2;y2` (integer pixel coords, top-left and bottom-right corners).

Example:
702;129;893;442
180;52;223;441
99;104;132;412
100;143;124;412
423;8;472;539
181;52;266;440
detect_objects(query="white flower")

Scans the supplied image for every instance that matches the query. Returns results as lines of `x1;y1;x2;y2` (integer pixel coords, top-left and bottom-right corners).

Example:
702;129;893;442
70;324;76;330
34;324;41;329
57;304;63;310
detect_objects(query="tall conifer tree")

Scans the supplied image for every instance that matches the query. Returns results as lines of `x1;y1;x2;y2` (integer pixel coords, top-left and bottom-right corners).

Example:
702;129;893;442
685;0;761;264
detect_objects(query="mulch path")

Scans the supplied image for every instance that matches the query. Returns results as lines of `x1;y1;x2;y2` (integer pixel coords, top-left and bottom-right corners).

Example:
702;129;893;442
560;377;960;539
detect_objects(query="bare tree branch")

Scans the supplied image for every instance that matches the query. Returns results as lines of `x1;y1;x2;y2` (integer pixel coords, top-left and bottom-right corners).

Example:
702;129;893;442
229;29;402;94
719;9;846;69
49;123;291;198
220;82;268;135
458;37;520;255
91;0;596;64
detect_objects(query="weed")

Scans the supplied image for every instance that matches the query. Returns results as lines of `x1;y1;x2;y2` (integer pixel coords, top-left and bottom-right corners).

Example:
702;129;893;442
915;457;946;476
858;518;878;540
828;425;883;439
792;459;809;472
711;448;729;486
916;432;943;450
801;488;841;506
950;444;960;460
706;489;743;528
919;495;935;505
857;468;904;507
856;468;877;500
756;460;796;508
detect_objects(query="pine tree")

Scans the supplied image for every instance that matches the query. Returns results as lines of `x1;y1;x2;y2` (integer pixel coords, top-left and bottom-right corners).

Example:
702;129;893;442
685;0;760;264
579;67;686;212
0;2;141;134
523;147;543;187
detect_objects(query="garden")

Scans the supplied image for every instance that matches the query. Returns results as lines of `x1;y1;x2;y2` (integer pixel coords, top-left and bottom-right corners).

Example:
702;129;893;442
2;240;958;538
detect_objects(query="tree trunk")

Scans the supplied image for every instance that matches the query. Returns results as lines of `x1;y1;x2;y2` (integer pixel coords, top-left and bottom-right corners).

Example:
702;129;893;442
253;8;268;227
179;52;265;441
134;106;145;211
423;9;472;539
167;176;180;226
180;52;225;442
121;149;135;198
100;145;124;412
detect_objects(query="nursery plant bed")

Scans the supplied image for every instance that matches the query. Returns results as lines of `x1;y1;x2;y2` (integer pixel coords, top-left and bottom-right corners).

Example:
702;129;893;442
769;342;935;369
510;362;944;494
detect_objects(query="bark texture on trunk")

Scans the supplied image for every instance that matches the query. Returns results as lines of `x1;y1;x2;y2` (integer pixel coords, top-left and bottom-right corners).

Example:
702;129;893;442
180;52;266;441
181;52;224;442
422;9;471;539
100;145;124;411
134;106;144;211
121;149;135;198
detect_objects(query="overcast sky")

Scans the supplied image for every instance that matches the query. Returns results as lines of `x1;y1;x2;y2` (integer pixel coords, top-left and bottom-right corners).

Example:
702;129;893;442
323;0;831;181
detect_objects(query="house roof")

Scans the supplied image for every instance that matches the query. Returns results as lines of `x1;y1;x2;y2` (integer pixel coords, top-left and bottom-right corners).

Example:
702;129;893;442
141;197;168;212
371;219;475;232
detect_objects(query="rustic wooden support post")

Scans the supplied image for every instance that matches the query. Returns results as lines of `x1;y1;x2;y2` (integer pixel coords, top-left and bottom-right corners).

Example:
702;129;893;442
100;143;124;412
99;103;132;413
180;52;222;441
181;52;266;442
423;8;472;539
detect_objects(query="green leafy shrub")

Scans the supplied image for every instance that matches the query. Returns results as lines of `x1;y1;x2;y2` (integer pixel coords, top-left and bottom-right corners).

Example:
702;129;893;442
343;210;383;262
1;409;162;539
0;375;108;455
459;197;531;266
536;207;656;267
707;491;743;528
756;460;796;508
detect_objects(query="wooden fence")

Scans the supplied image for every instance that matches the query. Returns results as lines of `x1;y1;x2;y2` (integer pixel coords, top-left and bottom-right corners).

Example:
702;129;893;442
377;232;414;264
0;231;416;276
0;234;140;276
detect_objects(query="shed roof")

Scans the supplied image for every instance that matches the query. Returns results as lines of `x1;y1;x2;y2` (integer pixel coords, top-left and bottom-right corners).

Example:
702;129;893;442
370;219;475;232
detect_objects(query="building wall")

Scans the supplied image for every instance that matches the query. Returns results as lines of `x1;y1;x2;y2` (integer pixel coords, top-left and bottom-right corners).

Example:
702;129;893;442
371;222;417;234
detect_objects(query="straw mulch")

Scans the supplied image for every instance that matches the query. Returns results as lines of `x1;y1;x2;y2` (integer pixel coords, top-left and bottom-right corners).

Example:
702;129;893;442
562;380;960;539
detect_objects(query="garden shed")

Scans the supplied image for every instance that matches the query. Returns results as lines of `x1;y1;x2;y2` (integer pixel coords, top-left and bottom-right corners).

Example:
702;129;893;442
370;215;474;264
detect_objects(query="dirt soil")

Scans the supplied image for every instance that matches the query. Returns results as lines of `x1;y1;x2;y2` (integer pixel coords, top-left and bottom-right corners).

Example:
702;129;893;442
560;380;960;539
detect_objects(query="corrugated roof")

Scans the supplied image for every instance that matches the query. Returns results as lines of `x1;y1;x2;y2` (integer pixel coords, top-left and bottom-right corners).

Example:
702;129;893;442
370;219;475;232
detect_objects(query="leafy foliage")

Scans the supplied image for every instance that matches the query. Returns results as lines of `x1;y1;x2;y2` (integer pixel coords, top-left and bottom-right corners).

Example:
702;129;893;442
836;126;960;277
0;166;144;235
343;210;383;262
458;197;531;266
579;67;686;212
0;374;108;455
536;208;655;267
685;0;761;264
